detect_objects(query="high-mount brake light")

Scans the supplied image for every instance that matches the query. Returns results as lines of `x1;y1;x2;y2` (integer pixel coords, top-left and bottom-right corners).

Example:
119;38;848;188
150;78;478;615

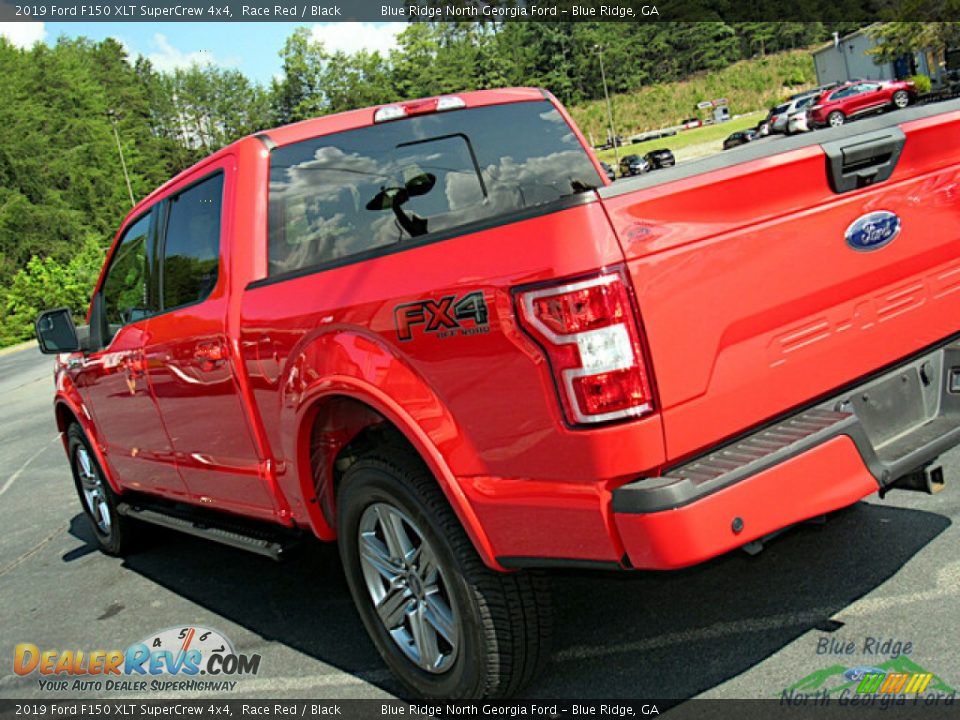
516;271;655;426
373;105;407;123
374;96;466;124
436;95;466;111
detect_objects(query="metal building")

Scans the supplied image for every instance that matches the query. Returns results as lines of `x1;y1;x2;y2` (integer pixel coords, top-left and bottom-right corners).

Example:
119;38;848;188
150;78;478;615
812;25;941;87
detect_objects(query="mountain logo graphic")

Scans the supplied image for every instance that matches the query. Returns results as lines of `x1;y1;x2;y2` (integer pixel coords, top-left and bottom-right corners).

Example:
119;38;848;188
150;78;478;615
782;656;955;697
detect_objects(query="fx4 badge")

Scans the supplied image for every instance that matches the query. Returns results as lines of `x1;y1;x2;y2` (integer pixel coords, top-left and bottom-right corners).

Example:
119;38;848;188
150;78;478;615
395;292;490;341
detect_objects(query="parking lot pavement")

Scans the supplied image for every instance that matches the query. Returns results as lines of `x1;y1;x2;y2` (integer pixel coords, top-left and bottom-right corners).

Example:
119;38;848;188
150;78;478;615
1;345;958;701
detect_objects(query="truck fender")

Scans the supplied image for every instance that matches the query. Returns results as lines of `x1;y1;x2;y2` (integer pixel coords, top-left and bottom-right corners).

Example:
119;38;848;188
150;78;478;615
279;328;502;570
53;380;120;494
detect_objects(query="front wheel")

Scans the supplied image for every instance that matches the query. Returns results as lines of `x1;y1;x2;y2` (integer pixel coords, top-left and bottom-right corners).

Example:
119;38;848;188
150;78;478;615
892;90;910;109
828;111;846;127
67;423;139;556
337;450;552;699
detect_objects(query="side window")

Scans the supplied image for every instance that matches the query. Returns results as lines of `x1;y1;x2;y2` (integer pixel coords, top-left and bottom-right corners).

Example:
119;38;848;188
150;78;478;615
101;211;159;331
162;173;224;310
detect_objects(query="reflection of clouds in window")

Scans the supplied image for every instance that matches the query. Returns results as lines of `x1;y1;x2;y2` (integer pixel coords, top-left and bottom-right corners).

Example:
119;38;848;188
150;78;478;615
446;150;589;220
445;170;488;210
371;212;404;246
539;109;565;124
273;145;384;203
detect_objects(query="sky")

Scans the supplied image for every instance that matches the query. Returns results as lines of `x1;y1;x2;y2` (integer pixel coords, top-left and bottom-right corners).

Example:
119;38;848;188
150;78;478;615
0;21;404;83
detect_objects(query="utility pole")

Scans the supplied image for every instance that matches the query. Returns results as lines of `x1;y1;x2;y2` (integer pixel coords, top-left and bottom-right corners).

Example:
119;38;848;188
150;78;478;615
595;44;619;167
107;109;135;208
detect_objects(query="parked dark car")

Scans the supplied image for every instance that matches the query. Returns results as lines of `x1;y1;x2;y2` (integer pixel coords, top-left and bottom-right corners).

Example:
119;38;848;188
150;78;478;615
644;148;675;169
600;161;616;181
618;154;651;176
723;128;758;150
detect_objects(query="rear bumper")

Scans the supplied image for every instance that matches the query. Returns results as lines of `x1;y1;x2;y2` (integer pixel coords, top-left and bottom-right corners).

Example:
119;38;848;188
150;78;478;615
616;435;877;569
612;341;960;569
484;340;959;571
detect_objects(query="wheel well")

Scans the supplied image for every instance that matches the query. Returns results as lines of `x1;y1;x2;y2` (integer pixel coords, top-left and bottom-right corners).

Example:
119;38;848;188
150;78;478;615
55;402;79;434
305;396;421;531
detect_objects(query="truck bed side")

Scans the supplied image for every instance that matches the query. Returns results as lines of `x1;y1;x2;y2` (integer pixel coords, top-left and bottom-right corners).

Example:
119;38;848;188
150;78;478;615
601;101;960;463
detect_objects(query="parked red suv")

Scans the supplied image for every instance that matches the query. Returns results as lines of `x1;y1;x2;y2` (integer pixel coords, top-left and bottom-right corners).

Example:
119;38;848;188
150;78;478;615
34;87;960;699
808;79;916;128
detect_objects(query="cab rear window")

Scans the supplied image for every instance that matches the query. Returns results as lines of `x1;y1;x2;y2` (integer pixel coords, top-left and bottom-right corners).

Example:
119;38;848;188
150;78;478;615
267;100;602;276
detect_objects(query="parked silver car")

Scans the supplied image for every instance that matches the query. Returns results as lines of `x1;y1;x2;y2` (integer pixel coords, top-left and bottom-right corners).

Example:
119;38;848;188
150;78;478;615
771;94;816;133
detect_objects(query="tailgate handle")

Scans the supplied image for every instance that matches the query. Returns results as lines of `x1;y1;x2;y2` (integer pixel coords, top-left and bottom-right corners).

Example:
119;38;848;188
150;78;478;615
822;128;906;194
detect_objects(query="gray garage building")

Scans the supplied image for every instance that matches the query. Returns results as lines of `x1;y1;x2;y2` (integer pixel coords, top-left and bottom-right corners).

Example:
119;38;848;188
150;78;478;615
813;25;943;87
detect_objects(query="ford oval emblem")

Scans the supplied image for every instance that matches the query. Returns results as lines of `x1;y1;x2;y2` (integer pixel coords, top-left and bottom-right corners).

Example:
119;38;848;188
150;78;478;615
845;211;901;252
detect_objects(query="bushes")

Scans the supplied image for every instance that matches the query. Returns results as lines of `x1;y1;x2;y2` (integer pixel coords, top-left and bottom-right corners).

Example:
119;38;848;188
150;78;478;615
910;74;932;95
0;236;104;346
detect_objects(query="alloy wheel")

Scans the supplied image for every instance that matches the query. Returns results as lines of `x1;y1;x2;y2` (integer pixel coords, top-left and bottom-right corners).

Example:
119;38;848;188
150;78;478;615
358;502;460;673
76;446;111;534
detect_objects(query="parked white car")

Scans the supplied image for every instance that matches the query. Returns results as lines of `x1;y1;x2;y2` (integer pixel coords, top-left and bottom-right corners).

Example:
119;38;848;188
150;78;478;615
770;94;818;133
786;110;811;134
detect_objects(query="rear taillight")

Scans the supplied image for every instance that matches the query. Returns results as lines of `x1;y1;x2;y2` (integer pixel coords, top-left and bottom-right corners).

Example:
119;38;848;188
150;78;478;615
516;271;654;425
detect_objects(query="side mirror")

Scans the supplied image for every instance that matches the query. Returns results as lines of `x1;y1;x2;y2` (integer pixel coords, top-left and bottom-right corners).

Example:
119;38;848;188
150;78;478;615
405;172;436;198
365;173;437;211
35;308;81;354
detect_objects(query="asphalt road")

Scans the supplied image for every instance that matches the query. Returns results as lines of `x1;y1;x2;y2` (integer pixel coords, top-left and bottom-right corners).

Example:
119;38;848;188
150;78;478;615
1;345;958;702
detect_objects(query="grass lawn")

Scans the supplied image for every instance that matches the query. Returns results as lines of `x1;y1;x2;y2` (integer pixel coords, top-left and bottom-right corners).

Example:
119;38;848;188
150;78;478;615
595;112;764;166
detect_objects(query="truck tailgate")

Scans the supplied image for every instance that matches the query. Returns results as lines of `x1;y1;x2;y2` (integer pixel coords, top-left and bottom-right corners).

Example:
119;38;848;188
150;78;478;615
600;102;960;463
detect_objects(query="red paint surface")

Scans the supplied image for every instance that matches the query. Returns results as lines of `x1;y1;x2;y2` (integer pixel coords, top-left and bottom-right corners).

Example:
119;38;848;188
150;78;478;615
51;91;960;570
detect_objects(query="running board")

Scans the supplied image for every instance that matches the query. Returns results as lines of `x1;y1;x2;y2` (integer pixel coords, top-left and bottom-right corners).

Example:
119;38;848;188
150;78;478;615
116;501;300;561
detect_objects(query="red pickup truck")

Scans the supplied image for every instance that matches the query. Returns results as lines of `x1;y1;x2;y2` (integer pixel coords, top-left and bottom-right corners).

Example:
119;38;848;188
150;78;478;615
35;88;960;699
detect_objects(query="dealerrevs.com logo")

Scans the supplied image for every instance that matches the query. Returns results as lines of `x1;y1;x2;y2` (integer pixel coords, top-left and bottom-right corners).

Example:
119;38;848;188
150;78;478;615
14;625;261;693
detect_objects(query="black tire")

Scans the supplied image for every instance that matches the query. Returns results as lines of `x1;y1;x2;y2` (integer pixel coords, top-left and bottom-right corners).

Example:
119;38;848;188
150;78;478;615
827;110;846;127
337;448;552;699
67;423;138;556
892;90;910;109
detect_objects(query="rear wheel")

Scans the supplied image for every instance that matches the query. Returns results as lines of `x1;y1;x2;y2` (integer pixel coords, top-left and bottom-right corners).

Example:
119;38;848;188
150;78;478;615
828;111;846;127
892;90;910;109
337;449;552;699
67;424;138;556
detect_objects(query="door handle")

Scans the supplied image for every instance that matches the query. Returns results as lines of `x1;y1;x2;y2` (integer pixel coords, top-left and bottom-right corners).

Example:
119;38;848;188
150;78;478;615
121;354;145;374
822;128;905;194
193;342;226;369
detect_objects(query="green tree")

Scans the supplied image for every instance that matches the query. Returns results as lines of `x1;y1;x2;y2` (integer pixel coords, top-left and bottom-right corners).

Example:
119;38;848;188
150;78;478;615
272;27;329;123
0;236;104;345
868;22;960;61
